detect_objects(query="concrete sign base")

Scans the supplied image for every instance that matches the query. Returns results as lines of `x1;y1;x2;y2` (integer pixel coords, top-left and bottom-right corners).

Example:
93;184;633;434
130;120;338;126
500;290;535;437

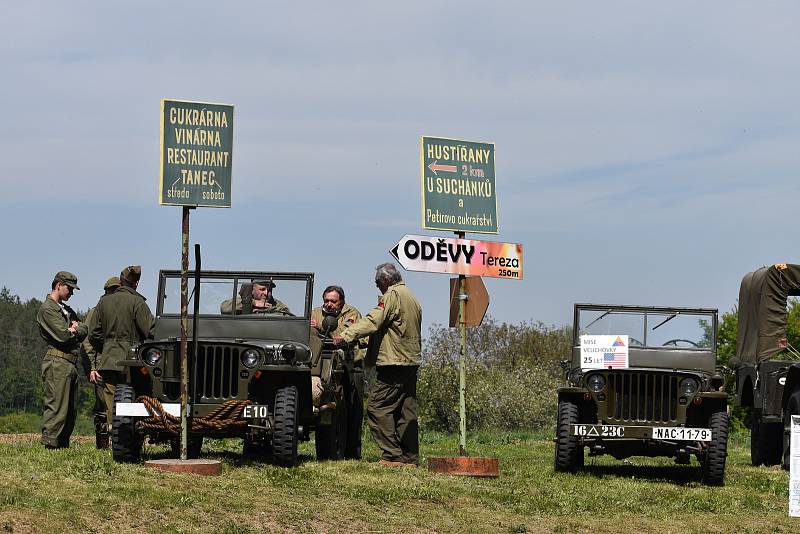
427;456;499;477
144;458;222;476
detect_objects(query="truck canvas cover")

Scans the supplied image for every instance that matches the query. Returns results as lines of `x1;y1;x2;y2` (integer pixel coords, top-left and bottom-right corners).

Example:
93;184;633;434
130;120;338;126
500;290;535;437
736;264;800;366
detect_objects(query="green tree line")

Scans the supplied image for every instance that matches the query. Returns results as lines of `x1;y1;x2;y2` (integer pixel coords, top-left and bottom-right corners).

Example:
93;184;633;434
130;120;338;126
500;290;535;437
8;286;800;432
0;288;94;416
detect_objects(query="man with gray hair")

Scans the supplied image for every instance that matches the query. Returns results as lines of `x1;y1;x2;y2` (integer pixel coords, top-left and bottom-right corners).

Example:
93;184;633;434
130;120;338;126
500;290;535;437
334;263;422;467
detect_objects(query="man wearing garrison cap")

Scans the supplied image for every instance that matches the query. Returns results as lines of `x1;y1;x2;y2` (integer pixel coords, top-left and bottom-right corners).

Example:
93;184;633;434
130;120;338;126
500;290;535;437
37;271;88;449
81;276;120;449
89;266;155;440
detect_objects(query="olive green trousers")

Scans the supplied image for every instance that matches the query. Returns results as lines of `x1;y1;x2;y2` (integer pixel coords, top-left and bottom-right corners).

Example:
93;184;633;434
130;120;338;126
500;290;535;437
41;355;78;448
97;370;126;427
368;366;419;464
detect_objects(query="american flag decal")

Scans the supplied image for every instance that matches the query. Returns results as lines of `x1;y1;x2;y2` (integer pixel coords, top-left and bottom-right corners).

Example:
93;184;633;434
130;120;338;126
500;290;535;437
603;351;627;369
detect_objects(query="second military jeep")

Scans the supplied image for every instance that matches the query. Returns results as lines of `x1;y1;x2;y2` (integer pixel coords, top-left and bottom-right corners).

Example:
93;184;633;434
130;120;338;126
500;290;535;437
555;304;729;485
111;270;363;466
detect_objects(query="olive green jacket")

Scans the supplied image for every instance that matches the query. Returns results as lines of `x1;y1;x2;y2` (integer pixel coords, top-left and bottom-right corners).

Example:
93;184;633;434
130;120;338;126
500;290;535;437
220;296;292;316
340;282;422;367
89;286;155;371
37;295;88;355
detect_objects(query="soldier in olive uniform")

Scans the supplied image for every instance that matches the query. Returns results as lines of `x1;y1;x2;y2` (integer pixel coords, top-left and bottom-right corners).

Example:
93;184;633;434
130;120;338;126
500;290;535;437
81;276;120;449
309;285;362;405
335;263;422;467
220;279;293;315
88;266;155;433
37;271;88;449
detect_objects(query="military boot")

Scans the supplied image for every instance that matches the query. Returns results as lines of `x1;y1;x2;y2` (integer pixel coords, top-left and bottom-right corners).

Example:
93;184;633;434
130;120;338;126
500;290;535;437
95;415;109;449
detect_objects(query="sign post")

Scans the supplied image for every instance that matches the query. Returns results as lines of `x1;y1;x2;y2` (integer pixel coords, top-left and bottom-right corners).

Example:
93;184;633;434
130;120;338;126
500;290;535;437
159;99;234;462
417;136;510;476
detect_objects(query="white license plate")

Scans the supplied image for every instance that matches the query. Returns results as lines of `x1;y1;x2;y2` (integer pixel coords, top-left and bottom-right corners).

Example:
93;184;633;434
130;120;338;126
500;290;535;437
651;426;712;441
572;424;625;438
242;405;270;418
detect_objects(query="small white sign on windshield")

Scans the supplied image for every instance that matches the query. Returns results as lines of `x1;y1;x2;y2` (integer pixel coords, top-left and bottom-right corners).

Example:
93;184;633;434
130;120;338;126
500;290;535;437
580;335;629;369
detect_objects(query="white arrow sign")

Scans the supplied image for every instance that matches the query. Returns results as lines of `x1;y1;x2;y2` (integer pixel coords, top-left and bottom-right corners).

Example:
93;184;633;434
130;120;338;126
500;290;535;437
389;234;523;280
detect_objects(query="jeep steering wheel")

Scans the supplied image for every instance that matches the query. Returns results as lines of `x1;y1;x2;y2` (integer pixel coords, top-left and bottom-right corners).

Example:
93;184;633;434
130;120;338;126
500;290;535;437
662;338;699;348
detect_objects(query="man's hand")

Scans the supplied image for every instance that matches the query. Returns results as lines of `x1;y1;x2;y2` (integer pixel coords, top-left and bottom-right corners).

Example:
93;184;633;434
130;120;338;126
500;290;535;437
333;335;344;346
88;370;100;384
69;321;79;334
310;318;319;329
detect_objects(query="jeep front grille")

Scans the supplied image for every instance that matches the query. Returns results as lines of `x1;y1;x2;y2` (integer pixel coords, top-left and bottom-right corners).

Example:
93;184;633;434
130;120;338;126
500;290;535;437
191;345;241;401
606;372;678;423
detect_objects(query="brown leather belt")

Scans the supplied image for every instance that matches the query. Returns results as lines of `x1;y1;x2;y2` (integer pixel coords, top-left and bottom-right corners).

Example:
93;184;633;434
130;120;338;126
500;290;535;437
46;348;78;364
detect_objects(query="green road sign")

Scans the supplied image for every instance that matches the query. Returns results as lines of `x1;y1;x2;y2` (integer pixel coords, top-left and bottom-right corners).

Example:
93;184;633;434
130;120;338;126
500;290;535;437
420;136;497;234
160;99;234;207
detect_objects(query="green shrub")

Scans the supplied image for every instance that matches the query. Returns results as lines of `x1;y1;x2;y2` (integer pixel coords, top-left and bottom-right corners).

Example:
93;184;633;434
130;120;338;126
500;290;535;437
0;412;39;433
418;317;569;432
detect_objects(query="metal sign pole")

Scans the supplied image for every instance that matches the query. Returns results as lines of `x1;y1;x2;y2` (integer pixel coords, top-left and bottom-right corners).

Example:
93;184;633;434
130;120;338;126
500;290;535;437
456;230;468;456
179;206;191;460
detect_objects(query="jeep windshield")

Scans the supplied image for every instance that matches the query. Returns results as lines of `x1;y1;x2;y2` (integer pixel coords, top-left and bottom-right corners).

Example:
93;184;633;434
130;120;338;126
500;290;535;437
576;305;715;349
158;272;312;319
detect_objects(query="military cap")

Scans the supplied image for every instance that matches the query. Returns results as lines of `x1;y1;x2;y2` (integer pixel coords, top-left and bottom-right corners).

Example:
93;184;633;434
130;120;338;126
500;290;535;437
103;276;121;290
253;278;276;289
120;265;142;283
53;271;80;290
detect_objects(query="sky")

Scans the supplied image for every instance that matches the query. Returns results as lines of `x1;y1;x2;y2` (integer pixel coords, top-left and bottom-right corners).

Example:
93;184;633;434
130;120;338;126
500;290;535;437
1;2;799;334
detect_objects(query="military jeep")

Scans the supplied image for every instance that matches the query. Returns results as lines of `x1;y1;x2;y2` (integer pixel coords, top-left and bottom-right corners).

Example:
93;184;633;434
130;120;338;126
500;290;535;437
555;304;729;485
111;270;363;466
733;264;800;469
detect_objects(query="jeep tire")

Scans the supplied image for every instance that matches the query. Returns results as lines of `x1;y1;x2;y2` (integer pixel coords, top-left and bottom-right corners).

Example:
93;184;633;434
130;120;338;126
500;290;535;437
272;386;299;467
554;398;583;473
782;390;800;470
701;410;729;486
112;384;141;463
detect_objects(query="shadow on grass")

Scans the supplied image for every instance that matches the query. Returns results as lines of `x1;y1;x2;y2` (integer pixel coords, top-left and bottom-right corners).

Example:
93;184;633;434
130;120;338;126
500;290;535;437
580;462;702;485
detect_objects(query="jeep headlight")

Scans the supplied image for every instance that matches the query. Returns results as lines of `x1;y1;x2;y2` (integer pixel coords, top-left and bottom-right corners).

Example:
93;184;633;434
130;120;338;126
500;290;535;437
241;349;260;369
586;374;606;393
143;348;162;366
680;377;699;395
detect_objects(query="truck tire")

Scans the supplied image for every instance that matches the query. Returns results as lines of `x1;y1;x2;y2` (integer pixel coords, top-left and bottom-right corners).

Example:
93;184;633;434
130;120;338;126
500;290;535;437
111;384;141;463
272;386;299;467
701;410;729;486
554;398;583;473
782;390;800;470
751;409;782;466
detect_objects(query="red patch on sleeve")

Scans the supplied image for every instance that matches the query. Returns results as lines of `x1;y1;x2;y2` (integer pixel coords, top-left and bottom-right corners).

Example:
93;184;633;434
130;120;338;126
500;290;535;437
378;302;385;308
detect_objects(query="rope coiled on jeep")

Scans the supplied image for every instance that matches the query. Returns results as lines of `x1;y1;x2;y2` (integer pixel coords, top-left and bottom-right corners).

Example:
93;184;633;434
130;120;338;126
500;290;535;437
136;396;253;433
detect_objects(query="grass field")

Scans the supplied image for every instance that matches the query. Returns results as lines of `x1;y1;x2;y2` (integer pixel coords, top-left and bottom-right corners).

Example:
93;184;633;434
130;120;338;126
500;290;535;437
0;426;795;533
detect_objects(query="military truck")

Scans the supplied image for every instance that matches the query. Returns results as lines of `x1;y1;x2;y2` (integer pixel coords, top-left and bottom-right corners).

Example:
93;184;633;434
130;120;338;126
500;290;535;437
555;304;729;485
733;263;800;468
111;270;363;466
